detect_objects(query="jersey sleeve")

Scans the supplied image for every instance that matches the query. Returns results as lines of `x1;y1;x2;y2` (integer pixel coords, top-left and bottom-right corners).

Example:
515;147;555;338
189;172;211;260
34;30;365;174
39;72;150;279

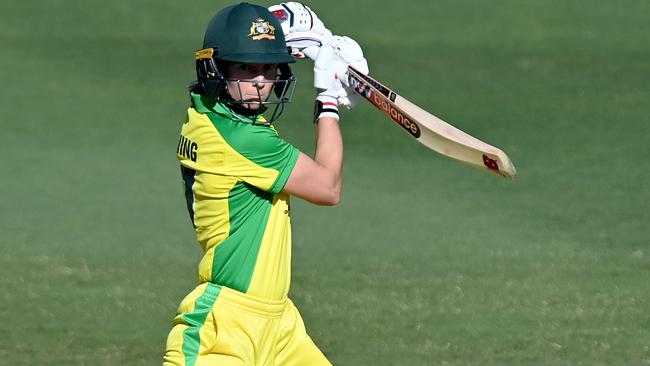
224;126;300;194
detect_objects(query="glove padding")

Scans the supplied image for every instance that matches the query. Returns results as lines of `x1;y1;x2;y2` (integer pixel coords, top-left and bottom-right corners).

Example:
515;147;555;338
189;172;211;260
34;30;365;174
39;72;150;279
312;43;341;121
314;36;369;109
268;2;332;59
269;3;369;109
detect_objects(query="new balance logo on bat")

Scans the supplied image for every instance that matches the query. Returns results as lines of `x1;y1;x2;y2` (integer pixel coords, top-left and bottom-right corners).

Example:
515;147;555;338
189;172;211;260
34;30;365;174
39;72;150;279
370;91;421;138
349;72;421;138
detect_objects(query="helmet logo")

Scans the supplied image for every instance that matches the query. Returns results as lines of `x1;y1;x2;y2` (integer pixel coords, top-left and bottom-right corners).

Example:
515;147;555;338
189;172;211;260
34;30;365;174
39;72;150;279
248;18;276;41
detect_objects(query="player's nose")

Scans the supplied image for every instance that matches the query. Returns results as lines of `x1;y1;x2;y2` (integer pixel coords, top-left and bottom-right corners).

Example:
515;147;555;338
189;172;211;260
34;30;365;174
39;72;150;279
252;76;267;89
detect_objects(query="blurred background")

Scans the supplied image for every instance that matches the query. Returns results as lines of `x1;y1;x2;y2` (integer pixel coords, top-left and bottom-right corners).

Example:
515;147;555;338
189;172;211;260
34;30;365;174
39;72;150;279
1;1;649;365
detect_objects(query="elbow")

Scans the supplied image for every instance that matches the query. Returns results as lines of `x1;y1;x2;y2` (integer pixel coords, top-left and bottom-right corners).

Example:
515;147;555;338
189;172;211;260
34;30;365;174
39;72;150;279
322;191;341;206
323;187;342;206
324;175;342;206
322;177;342;205
331;194;341;206
304;189;340;206
312;175;341;206
312;188;340;206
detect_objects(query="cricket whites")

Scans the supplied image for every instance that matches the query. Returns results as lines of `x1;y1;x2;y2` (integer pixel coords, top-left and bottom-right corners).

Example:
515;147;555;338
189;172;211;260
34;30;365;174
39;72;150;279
347;66;517;179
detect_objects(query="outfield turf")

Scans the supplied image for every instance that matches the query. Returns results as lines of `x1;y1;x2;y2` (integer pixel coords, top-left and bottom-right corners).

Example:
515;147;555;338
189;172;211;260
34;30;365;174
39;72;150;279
1;1;649;365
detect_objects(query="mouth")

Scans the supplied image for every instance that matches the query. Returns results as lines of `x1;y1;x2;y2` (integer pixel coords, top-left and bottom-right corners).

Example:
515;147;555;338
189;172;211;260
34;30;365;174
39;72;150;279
243;97;263;103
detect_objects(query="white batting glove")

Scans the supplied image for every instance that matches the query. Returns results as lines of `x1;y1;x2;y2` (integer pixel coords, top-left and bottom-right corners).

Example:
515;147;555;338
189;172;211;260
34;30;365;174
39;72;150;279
331;36;369;109
268;2;333;59
313;36;369;109
269;3;369;109
313;44;342;121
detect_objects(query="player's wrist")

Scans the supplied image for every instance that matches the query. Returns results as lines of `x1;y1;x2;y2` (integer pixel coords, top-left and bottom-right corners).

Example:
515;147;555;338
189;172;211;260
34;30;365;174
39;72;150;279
314;95;339;123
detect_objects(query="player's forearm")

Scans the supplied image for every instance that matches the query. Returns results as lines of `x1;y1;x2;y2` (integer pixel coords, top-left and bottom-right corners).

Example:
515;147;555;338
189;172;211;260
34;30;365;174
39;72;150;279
314;117;343;202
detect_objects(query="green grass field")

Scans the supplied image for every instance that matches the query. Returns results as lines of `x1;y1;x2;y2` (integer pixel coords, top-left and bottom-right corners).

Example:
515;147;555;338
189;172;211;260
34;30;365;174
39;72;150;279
2;1;649;365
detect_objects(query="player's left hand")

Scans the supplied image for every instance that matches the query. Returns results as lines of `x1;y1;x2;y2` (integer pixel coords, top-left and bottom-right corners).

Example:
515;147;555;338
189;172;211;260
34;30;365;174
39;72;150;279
268;2;332;60
269;3;369;109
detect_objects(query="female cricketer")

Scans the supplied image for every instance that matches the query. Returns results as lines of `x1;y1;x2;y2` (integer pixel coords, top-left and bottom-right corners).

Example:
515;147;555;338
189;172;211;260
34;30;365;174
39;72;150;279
163;2;367;365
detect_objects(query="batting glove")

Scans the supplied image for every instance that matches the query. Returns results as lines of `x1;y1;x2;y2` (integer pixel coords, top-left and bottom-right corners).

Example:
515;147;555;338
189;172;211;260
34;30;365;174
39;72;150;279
330;36;369;109
269;3;370;109
268;2;333;60
313;44;342;122
312;36;368;109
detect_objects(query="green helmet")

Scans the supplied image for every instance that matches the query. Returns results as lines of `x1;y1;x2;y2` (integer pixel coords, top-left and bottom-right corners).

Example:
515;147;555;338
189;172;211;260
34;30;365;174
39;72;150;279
194;3;297;124
202;2;296;64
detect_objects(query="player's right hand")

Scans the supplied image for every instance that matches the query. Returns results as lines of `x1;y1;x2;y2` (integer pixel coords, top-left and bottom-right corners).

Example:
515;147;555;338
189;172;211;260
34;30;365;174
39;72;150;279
313;43;342;121
312;36;368;109
329;36;369;109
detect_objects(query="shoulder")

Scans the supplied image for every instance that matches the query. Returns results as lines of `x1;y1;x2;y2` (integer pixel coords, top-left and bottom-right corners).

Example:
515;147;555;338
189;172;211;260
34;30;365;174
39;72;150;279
213;120;291;160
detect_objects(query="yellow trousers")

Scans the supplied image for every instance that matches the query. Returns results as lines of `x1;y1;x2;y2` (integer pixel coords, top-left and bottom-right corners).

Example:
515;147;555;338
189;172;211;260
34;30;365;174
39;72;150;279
163;283;332;366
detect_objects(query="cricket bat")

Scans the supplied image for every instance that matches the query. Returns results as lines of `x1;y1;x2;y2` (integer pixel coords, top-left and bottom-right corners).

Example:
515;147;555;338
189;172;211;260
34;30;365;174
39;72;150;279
347;66;517;179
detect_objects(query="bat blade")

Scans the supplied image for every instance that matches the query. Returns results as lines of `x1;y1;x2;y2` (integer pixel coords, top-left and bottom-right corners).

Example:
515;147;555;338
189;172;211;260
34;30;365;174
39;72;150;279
347;66;517;179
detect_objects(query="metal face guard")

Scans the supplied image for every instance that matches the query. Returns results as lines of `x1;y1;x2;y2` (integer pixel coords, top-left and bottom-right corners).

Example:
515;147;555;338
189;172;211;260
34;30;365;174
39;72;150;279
224;76;296;124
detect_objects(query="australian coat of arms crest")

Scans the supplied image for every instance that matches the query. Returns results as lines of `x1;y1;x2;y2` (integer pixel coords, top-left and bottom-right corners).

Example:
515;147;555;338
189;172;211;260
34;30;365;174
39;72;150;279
249;18;276;40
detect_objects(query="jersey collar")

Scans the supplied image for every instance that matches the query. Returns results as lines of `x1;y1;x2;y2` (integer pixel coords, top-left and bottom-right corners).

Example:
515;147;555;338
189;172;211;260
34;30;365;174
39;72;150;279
190;92;268;125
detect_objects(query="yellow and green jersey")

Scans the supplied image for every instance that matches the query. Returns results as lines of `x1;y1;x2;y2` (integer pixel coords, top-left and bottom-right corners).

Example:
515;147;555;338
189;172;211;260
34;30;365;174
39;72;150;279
176;93;299;301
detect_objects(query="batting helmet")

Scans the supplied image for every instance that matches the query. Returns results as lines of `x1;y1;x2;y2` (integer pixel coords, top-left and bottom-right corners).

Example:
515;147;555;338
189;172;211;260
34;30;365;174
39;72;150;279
194;3;296;123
